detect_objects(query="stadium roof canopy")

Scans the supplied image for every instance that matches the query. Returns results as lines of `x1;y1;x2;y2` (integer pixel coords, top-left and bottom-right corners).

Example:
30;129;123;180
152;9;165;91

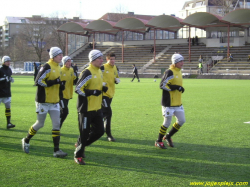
182;9;250;32
57;20;120;35
58;9;250;35
145;15;184;32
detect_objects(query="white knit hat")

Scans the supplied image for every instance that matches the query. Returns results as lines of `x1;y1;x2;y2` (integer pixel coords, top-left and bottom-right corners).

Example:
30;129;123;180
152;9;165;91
171;54;184;64
88;49;103;62
49;47;63;58
2;56;11;64
62;56;71;66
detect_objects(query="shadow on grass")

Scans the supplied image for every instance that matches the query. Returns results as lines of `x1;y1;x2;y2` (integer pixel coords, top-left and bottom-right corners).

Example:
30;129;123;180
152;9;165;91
0;127;78;139
1;132;249;181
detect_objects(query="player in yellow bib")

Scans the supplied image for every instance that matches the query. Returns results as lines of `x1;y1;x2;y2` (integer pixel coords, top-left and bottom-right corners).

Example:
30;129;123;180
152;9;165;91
100;52;120;142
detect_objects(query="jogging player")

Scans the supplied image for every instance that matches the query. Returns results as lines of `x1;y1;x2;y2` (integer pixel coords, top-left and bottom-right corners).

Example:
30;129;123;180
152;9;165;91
74;49;108;165
155;53;186;149
59;56;77;128
131;64;140;82
100;52;120;141
0;56;15;129
21;47;67;158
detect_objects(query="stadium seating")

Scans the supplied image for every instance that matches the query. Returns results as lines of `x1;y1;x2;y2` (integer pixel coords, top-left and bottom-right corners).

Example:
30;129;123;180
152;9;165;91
72;43;250;75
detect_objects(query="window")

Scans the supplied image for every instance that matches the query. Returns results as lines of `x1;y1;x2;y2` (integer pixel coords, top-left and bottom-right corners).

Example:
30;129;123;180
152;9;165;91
196;2;203;7
217;9;222;14
21;19;26;23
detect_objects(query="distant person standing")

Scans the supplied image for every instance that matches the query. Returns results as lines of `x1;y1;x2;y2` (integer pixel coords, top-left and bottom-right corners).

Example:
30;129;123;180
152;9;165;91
33;62;41;81
59;56;77;128
192;37;195;46
0;56;15;129
198;55;203;74
155;53;186;149
21;47;67;158
100;52;120;142
74;49;108;165
195;36;199;45
73;63;78;74
131;64;140;82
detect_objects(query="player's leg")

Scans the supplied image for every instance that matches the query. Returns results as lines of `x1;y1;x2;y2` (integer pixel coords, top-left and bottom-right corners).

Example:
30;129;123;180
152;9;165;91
102;97;114;141
22;112;47;153
49;104;67;158
59;99;69;128
136;73;140;82
86;110;104;146
165;106;186;147
131;74;136;82
74;112;91;165
155;107;173;149
4;98;15;129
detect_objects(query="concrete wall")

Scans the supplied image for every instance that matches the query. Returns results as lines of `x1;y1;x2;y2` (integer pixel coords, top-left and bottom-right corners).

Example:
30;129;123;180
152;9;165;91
98;38;192;46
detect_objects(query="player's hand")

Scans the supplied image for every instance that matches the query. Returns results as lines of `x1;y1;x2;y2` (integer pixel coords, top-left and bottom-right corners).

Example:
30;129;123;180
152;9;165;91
5;76;10;82
53;77;60;84
85;89;102;96
60;81;66;90
102;86;108;92
92;90;102;96
115;78;120;84
10;77;14;83
178;86;185;93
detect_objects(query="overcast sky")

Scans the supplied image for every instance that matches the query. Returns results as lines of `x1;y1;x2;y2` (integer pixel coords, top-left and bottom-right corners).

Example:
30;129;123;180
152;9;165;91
0;0;188;23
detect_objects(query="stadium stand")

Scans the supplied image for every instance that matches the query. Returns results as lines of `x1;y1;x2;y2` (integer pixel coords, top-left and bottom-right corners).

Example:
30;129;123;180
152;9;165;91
72;43;250;75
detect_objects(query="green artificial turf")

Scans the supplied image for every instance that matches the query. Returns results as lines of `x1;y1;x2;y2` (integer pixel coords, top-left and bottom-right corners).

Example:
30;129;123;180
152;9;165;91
0;76;249;187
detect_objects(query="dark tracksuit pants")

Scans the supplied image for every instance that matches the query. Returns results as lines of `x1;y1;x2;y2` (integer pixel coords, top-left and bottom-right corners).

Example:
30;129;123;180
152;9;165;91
102;96;113;136
75;109;104;158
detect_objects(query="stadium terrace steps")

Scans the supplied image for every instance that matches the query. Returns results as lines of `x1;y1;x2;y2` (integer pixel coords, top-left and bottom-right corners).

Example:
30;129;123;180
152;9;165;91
72;44;250;74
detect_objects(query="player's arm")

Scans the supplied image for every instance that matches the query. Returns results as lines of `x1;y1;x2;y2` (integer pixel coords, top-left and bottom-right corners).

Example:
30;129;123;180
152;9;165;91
160;70;184;93
115;66;120;84
75;69;101;97
160;70;174;91
100;65;104;73
35;64;60;87
0;70;6;81
73;69;78;85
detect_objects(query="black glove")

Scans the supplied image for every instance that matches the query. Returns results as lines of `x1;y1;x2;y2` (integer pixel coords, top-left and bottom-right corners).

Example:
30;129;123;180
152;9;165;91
60;81;66;91
168;84;184;93
178;86;185;93
102;86;108;93
46;77;60;87
84;89;102;97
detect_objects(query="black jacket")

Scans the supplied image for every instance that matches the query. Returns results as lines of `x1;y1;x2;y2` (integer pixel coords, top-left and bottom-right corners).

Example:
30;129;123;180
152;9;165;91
0;65;12;97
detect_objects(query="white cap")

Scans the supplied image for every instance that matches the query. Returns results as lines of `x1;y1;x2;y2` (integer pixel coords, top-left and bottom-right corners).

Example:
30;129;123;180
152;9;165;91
49;47;63;58
62;56;71;66
2;56;11;64
171;54;184;64
88;49;103;62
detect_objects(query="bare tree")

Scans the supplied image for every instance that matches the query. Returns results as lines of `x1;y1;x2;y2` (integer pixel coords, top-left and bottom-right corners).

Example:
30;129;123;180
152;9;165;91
46;14;67;54
210;0;238;16
19;17;49;62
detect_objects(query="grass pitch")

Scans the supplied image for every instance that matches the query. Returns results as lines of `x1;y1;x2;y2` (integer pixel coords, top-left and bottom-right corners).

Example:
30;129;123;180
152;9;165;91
0;76;249;187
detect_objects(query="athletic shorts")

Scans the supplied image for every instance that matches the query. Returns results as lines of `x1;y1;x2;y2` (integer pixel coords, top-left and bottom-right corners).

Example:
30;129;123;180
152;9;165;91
36;102;60;114
0;97;11;104
162;105;184;117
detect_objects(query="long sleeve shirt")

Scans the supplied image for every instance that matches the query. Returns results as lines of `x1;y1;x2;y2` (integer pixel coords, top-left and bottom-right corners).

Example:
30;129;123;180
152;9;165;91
100;63;119;99
61;66;77;100
75;64;103;113
160;67;183;107
0;65;12;97
35;59;61;103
